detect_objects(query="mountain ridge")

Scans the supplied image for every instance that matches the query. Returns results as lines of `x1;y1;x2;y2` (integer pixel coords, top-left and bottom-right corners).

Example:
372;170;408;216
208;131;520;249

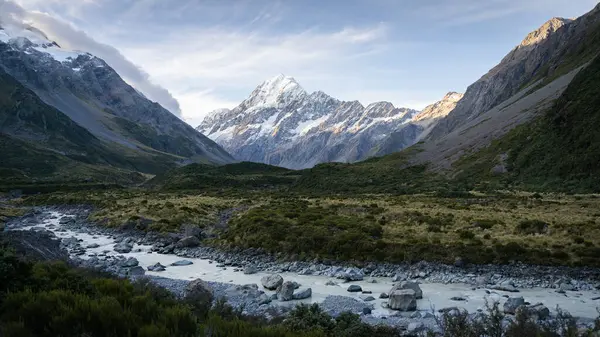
0;24;233;172
427;4;600;142
198;75;460;169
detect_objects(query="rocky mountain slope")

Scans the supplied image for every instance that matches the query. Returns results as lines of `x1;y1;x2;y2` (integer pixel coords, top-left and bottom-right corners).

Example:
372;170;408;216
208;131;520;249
407;2;600;174
198;75;461;169
0;24;233;180
427;3;600;141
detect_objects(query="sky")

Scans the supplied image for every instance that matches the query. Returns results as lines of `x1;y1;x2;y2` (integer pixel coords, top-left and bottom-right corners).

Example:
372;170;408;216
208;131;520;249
2;0;599;126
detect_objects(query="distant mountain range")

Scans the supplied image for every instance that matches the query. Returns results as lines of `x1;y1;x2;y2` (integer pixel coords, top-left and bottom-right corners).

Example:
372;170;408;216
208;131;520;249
197;75;462;169
0;23;232;183
2;1;600;193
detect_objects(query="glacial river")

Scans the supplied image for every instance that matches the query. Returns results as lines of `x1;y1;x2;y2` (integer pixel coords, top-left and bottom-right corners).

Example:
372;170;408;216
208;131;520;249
17;211;600;319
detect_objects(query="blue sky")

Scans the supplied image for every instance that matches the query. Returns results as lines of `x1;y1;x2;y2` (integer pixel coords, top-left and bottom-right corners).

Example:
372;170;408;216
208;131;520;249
7;0;600;126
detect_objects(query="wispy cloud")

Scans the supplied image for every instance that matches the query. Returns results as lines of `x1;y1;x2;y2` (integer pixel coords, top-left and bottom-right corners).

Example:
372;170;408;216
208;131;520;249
1;0;182;116
117;23;391;124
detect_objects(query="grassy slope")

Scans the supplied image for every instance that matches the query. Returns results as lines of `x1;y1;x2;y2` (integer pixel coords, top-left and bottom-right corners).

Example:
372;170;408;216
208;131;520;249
454;54;600;193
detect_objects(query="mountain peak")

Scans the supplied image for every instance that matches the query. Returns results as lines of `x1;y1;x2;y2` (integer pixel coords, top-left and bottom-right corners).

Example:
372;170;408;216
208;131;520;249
519;17;571;47
412;92;464;123
443;92;464;102
244;74;306;109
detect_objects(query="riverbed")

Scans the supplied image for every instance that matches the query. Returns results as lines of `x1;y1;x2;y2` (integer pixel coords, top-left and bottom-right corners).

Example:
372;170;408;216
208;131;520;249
8;209;600;324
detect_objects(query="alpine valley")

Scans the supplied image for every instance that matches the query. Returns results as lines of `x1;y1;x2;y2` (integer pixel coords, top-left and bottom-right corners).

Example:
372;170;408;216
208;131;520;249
2;2;600;337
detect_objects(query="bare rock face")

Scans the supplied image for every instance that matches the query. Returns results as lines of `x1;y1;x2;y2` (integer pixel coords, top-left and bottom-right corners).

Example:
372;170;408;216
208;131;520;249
389;288;417;311
0;26;233;168
427;5;600;142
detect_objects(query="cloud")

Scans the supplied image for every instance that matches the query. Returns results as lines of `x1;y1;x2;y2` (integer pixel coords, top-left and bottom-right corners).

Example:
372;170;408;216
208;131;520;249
116;23;391;123
0;0;182;117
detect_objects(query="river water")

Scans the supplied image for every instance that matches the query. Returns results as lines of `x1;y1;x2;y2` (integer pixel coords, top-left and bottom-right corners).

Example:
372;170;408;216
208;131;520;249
15;211;600;319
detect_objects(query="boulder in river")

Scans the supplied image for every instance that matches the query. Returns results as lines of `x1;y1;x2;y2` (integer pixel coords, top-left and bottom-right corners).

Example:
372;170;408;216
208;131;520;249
293;288;312;300
171;260;193;266
185;278;213;312
128;266;145;276
261;274;284;290
86;243;100;249
148;263;166;272
379;292;389;299
491;281;520;293
59;217;75;225
243;265;258;275
503;297;525;314
114;242;133;253
278;281;295;301
347;285;362;292
120;257;139;268
391;281;423;299
359;295;376;302
176;236;201;248
337;267;364;281
325;280;337;286
392;273;405;282
389;289;417;311
526;303;550;320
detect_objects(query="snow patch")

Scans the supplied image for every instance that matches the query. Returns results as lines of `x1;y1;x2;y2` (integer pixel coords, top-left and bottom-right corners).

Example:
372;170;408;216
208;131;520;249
33;45;82;62
257;114;279;137
293;114;330;136
208;125;236;142
245;74;306;109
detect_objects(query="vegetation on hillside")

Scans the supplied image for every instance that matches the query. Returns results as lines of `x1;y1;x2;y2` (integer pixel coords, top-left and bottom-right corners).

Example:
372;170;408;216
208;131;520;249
454;54;600;193
0;68;191;188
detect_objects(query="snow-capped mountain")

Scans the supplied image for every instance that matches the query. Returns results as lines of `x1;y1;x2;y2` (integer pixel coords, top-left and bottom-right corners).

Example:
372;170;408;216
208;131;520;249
198;74;460;169
0;23;233;171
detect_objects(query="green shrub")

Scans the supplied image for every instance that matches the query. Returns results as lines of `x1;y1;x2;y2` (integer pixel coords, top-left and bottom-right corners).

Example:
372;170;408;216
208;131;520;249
516;220;549;235
458;230;476;240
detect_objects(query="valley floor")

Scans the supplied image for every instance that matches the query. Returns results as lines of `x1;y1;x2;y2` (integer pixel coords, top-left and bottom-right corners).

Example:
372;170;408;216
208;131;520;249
3;204;600;335
19;189;600;268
